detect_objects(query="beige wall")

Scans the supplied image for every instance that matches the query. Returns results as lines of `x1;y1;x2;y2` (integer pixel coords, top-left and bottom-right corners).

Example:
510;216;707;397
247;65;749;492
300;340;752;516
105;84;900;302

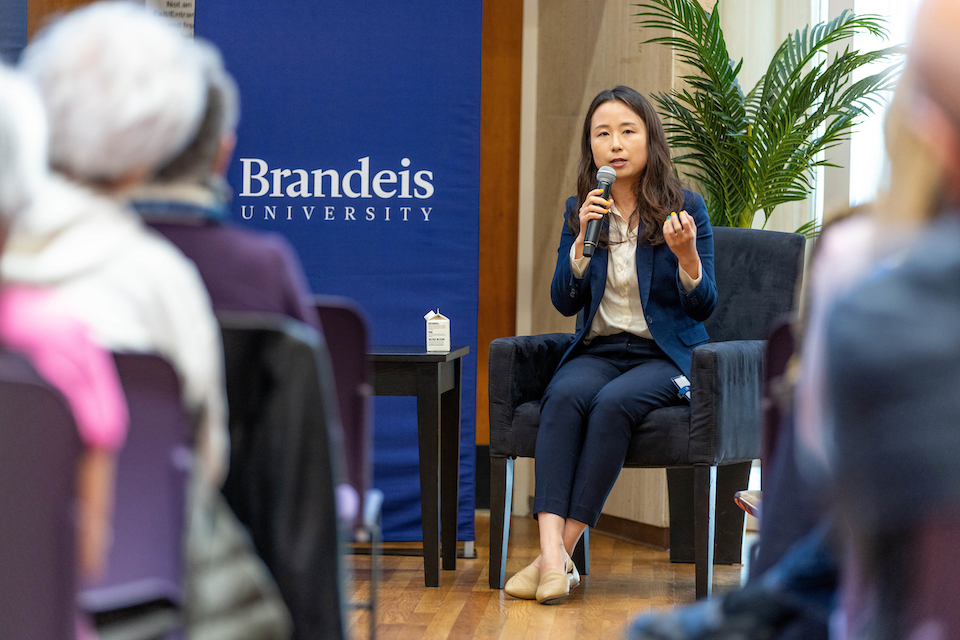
515;0;821;527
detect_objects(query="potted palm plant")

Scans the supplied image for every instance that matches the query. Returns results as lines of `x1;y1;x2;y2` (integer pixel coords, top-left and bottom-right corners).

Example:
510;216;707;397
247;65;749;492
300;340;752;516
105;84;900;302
634;0;901;235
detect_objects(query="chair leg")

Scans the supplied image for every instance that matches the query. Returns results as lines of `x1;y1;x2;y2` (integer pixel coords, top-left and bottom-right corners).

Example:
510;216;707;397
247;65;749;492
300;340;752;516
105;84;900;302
716;461;752;564
572;527;590;575
694;465;717;599
668;462;753;564
489;457;513;589
369;519;380;640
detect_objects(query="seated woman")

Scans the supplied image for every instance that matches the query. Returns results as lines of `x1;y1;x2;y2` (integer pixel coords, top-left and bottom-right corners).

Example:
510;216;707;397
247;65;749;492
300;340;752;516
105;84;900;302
504;85;717;604
0;62;128;640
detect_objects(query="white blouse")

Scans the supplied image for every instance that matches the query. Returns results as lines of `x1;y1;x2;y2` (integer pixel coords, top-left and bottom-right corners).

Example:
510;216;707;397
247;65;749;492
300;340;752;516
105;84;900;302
570;203;701;342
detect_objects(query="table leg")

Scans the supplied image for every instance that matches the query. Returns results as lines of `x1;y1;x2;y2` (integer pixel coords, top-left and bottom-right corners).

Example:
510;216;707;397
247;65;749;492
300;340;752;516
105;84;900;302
440;357;462;570
416;364;442;587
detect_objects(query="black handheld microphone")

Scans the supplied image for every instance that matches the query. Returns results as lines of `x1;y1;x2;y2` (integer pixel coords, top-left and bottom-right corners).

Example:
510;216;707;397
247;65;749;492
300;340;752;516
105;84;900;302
583;165;617;257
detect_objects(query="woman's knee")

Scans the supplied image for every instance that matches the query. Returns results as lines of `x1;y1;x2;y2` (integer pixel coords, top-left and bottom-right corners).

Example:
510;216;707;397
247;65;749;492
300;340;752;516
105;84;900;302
542;372;604;415
589;366;677;422
587;385;639;427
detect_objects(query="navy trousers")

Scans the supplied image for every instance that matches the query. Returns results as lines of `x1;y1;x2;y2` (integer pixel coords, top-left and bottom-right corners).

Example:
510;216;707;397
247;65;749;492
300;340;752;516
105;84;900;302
532;333;682;526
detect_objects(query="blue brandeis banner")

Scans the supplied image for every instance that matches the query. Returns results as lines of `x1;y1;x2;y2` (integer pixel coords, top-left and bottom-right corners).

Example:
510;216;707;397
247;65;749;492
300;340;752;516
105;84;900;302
0;0;27;62
195;2;481;542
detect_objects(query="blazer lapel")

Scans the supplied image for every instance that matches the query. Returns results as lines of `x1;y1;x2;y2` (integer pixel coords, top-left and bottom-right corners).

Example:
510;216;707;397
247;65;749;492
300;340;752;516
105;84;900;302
636;241;654;311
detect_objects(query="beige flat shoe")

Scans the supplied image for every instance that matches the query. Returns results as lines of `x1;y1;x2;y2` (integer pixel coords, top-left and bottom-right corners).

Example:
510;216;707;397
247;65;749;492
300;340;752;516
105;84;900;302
504;562;541;599
536;555;580;604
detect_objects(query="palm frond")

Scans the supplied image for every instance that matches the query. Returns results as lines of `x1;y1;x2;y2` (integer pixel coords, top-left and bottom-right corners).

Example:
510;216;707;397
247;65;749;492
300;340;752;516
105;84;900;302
750;10;890;118
635;0;753;227
634;0;902;228
635;0;746;121
795;218;821;240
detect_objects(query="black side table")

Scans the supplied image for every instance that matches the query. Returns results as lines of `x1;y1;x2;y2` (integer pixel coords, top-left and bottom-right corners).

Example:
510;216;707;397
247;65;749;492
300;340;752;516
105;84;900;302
368;345;469;587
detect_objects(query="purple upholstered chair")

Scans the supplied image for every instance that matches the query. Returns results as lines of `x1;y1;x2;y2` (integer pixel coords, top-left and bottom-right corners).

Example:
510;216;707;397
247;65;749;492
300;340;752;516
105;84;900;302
80;354;192;636
313;296;377;525
0;349;82;640
314;295;383;640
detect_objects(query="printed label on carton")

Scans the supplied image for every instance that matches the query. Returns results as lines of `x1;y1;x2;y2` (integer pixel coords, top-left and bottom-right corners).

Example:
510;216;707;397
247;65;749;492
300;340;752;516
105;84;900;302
423;309;450;352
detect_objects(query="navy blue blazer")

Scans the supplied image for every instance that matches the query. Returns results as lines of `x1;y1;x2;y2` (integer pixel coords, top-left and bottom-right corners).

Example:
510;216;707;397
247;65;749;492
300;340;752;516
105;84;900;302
550;189;718;377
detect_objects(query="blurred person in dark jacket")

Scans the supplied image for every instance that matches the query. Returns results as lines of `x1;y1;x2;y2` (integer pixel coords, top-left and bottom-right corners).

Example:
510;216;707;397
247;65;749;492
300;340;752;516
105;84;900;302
130;43;321;332
129;40;347;640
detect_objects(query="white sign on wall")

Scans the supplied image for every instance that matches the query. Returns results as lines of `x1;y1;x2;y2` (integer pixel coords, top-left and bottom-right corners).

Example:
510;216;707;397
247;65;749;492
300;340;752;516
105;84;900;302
145;0;195;36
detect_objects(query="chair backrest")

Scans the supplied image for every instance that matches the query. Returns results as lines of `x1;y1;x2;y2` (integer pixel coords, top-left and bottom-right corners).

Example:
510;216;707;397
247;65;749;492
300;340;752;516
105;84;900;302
0;349;81;639
80;353;192;613
313;295;372;513
703;226;806;342
574;227;805;339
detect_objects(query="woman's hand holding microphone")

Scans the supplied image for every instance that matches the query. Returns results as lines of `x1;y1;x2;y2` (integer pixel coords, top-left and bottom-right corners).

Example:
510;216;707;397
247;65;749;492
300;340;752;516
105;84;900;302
574;188;612;259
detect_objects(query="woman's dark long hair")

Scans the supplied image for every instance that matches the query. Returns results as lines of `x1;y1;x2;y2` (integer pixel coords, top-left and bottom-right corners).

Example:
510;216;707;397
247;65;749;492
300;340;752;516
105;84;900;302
569;86;684;247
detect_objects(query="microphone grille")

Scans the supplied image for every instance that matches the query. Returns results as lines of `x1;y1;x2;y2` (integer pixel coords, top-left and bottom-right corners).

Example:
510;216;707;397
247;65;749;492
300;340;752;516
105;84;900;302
596;165;617;184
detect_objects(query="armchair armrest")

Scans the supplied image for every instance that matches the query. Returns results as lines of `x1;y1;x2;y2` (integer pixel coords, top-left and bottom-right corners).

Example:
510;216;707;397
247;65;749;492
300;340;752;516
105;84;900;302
688;339;766;465
488;334;576;458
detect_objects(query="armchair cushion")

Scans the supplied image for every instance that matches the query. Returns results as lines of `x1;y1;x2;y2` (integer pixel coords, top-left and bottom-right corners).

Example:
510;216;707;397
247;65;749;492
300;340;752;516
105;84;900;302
624;406;692;467
626;340;765;467
488;333;575;458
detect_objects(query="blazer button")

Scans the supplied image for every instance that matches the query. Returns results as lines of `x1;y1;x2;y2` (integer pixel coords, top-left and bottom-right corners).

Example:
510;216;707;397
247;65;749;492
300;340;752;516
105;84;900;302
570;290;576;298
646;315;653;324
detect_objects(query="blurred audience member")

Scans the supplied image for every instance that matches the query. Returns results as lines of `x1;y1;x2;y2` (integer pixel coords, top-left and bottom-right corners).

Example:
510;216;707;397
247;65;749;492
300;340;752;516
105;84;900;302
131;43;321;331
129;40;345;640
0;61;128;640
629;0;960;638
3;4;290;638
826;0;960;637
4;1;227;488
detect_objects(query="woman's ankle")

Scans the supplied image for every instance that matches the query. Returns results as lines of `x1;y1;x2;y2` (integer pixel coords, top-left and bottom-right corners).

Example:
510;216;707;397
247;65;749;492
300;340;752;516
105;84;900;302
540;543;566;572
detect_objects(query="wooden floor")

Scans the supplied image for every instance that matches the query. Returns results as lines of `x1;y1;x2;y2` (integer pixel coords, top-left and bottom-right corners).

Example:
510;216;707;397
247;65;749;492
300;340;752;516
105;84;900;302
344;511;742;639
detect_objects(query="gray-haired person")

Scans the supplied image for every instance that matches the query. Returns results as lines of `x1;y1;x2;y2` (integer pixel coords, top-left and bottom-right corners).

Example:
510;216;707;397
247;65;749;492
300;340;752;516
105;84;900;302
3;4;291;638
130;41;322;331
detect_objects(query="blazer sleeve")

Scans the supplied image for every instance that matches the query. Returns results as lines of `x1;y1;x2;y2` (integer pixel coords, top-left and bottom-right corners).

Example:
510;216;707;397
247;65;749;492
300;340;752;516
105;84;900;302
675;191;718;322
550;196;592;317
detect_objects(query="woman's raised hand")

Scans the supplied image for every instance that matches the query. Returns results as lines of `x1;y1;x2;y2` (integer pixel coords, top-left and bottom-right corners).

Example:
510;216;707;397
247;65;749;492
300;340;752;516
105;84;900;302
574;188;611;258
663;210;701;277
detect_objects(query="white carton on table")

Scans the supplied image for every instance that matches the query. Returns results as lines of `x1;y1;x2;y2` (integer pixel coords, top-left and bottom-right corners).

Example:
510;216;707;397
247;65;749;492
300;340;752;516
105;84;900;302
424;310;450;352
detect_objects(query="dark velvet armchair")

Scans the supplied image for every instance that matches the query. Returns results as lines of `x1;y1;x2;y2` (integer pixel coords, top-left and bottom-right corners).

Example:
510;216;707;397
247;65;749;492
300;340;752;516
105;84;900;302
488;226;805;598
